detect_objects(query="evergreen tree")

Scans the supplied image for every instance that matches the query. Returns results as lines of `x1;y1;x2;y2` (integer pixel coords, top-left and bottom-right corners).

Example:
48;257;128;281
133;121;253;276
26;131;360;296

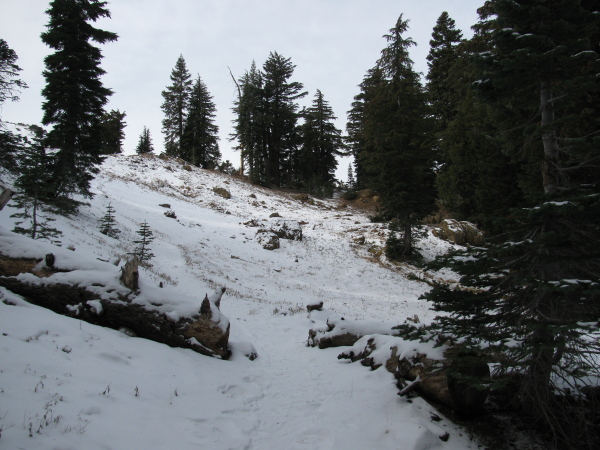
425;12;463;163
231;61;268;185
0;39;28;110
10;125;62;243
161;55;192;158
99;109;126;154
135;126;154;154
357;15;437;256
406;3;600;446
261;52;307;187
181;75;220;168
298;90;345;194
346;164;356;190
132;220;154;263
98;202;120;238
41;0;118;203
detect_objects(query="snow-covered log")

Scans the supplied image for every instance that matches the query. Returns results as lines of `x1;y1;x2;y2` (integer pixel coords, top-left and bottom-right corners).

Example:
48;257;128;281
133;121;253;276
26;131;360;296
0;244;231;359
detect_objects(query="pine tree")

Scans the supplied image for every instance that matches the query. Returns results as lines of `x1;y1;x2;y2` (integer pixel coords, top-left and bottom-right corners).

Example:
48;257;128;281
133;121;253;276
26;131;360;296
231;61;268;185
262;52;307;187
10;125;62;243
346;164;355;190
181;75;220;168
408;2;600;445
161;55;192;158
135;126;154;154
298;90;345;194
41;0;117;203
99;109;126;154
0;38;28;109
425;12;463;164
132;220;154;263
357;15;437;256
98;202;120;238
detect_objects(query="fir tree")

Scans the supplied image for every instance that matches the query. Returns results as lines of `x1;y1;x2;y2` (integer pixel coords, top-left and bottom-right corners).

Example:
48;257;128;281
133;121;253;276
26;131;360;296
181;75;220;168
298;90;345;194
425;12;463;164
10;125;62;243
135;127;154;154
98;202;120;238
0;38;28;109
407;2;600;446
230;61;267;185
346;164;356;190
132;220;154;263
161;55;192;158
261;52;307;187
357;15;437;256
99;109;126;154
41;0;118;203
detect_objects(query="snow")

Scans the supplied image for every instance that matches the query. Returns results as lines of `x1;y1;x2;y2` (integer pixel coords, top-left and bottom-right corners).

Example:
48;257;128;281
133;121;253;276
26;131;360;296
0;155;478;449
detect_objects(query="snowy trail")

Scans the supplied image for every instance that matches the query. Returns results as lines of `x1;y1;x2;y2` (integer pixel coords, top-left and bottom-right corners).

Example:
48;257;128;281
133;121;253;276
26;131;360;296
0;155;476;449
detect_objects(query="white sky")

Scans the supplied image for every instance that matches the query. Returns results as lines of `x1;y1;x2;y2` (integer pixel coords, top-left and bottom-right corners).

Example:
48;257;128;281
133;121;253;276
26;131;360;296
1;0;483;178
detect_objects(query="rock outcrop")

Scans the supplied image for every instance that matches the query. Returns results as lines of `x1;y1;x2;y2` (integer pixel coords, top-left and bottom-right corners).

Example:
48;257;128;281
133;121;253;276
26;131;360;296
431;219;484;246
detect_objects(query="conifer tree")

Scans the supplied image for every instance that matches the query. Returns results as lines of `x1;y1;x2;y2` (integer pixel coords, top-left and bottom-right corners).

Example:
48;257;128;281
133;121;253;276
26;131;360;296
355;15;436;256
132;220;154;262
0;38;28;110
10;125;62;243
231;61;267;185
41;0;117;203
425;12;463;163
405;2;600;445
298;90;345;194
262;52;307;187
98;202;120;238
161;55;192;158
135;126;154;154
181;75;220;168
99;109;126;154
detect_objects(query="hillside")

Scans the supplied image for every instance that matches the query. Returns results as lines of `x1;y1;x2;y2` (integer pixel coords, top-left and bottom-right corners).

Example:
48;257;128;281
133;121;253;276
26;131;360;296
0;154;478;449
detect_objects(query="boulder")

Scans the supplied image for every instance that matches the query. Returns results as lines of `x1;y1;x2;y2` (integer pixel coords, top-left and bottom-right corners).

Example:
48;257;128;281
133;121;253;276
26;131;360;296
212;187;231;199
269;218;303;241
431;219;484;246
256;230;280;250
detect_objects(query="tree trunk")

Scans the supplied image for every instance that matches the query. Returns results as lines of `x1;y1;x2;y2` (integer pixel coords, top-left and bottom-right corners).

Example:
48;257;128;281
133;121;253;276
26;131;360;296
540;80;561;194
402;220;412;256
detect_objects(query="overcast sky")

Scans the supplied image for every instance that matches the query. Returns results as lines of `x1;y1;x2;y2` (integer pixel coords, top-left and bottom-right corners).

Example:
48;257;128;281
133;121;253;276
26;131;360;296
1;0;484;179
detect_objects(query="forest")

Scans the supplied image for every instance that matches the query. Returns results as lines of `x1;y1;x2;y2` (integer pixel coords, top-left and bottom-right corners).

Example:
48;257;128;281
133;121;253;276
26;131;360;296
1;1;599;448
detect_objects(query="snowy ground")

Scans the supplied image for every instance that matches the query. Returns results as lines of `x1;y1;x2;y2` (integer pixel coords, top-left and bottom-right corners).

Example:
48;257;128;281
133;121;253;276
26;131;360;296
0;154;477;449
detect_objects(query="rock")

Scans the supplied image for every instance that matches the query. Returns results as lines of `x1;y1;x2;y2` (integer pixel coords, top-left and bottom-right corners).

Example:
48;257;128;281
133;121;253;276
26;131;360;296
269;218;302;241
243;219;260;227
159;203;171;208
353;236;366;245
431;219;484;246
308;316;396;349
164;210;177;219
269;212;281;218
293;193;310;202
356;189;374;199
306;301;324;312
212;187;231;199
338;335;490;415
255;230;280;250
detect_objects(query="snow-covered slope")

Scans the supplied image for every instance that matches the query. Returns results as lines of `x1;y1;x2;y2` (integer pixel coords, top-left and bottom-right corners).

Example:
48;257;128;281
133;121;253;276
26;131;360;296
0;154;475;449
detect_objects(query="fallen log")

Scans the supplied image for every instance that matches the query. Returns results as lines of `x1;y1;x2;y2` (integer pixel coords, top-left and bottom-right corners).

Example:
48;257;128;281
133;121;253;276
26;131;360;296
0;275;230;359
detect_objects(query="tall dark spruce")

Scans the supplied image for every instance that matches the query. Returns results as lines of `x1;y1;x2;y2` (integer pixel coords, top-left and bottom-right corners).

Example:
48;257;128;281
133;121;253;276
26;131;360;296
181;75;220;169
41;0;117;206
350;15;436;257
161;55;192;158
298;89;345;196
405;1;600;446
